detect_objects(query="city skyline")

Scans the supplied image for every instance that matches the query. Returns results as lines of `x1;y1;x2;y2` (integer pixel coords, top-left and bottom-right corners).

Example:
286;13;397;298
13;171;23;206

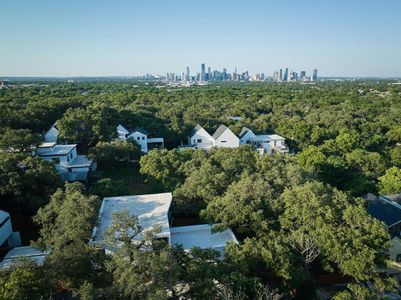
1;0;401;77
164;63;319;82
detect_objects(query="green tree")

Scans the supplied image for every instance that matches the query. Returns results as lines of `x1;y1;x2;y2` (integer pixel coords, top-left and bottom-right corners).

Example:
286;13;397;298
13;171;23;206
92;178;129;198
105;211;181;299
33;183;100;292
0;128;41;153
0;153;61;213
140;148;193;191
57;105;117;150
88;140;141;163
202;174;274;235
379;166;401;194
0;260;51;300
279;181;390;281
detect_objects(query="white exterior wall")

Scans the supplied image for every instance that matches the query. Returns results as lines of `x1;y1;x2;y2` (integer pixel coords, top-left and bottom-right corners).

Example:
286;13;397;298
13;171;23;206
0;213;12;246
239;131;256;145
215;129;240;148
128;131;148;152
190;128;215;149
44;127;58;142
59;148;77;165
117;125;129;141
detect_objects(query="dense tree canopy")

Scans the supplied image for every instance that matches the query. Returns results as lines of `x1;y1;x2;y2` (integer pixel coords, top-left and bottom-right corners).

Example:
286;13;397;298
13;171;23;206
1;80;400;299
0;153;61;213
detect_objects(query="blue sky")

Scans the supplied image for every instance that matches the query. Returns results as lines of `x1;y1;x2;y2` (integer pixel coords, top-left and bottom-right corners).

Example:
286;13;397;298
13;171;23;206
0;0;400;77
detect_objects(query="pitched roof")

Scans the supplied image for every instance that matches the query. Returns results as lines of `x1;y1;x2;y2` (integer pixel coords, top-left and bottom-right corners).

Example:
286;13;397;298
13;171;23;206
212;125;229;140
117;124;129;134
133;127;148;135
238;127;253;139
364;193;401;227
189;124;204;137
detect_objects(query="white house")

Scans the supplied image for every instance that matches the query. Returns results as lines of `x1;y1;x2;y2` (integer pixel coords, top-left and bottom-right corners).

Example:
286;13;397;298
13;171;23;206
127;127;149;153
44;123;59;142
212;125;240;148
239;127;289;155
188;124;215;150
0;210;48;270
37;142;96;181
92;193;173;252
117;125;164;153
117;124;130;140
92;193;238;256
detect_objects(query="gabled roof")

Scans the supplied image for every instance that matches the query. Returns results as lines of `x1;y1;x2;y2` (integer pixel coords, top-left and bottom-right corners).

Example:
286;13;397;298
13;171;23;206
132;127;148;136
364;193;401;227
117;124;129;134
212;125;229;140
0;210;10;224
239;127;254;139
189;124;204;137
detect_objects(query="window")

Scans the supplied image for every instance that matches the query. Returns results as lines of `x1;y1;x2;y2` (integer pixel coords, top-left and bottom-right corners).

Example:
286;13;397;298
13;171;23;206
396;254;401;263
137;137;140;140
0;216;10;228
51;158;59;164
67;157;70;163
221;141;227;143
142;137;145;140
197;139;202;143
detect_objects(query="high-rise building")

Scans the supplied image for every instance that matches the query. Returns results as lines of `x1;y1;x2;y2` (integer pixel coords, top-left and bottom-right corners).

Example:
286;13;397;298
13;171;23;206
208;67;212;81
283;68;289;81
200;64;206;81
312;69;318;81
279;69;283;81
185;66;190;81
300;71;306;79
222;68;227;80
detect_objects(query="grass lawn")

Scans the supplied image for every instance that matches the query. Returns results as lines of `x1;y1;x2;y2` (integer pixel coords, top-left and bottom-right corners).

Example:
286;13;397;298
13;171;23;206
95;161;162;195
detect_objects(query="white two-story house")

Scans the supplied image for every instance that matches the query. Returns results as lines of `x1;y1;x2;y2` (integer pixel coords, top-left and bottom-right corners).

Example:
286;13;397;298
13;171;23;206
212;125;240;148
117;125;164;153
239;127;289;155
188;124;215;150
37;142;96;181
187;124;239;150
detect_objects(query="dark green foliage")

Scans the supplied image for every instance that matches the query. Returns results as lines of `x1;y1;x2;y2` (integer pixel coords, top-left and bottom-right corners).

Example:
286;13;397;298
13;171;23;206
0;153;61;213
1;81;400;299
0;128;42;153
88;140;142;163
92;178;129;198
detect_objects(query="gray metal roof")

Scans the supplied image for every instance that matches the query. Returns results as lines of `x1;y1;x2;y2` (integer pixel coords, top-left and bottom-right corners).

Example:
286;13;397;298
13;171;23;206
238;127;253;139
133;127;148;135
212;125;229;140
189;124;203;137
364;193;401;227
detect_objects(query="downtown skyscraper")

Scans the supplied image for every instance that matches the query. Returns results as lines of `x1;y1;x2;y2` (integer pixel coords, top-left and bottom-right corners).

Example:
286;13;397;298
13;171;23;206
200;63;206;81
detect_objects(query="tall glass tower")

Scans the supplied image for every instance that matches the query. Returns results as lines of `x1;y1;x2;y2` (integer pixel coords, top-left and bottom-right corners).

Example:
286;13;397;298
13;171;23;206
200;63;206;81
